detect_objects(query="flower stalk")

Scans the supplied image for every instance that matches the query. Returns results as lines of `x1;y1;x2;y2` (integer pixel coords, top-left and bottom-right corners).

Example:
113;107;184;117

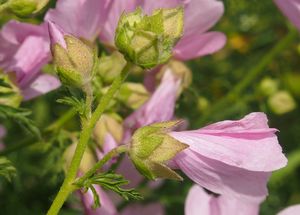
46;62;132;215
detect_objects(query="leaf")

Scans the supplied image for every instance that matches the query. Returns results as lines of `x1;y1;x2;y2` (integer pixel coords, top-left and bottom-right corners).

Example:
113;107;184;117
76;172;143;209
0;104;41;138
0;157;16;182
57;96;85;115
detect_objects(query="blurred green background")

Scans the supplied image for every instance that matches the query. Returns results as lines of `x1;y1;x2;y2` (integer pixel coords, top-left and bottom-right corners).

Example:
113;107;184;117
1;0;300;214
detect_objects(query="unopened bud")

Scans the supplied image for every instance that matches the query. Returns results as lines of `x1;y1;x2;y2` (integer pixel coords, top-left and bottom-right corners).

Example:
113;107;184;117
48;22;95;88
115;7;184;69
7;0;49;16
129;121;188;180
259;77;278;97
93;114;123;146
0;72;22;107
119;82;150;109
98;51;126;83
268;91;296;115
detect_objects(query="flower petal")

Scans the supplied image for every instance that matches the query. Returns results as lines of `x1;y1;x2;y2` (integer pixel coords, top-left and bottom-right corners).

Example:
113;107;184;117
175;149;271;202
79;185;117;215
45;0;112;40
121;203;164;215
21;74;60;101
274;0;300;31
174;31;226;60
277;205;300;215
183;0;224;36
124;70;180;132
185;185;261;215
170;113;287;172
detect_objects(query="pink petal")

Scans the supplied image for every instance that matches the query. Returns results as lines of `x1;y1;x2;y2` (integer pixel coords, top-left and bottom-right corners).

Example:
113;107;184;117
121;203;164;215
185;185;261;215
274;0;300;31
79;185;117;215
141;0;183;14
170;113;287;172
183;0;224;36
185;185;216;215
175;149;271;202
124;70;180;132
174;31;226;60
8;36;50;87
277;205;300;215
45;0;112;40
99;0;140;43
47;21;67;49
22;74;60;100
0;125;6;139
0;20;48;45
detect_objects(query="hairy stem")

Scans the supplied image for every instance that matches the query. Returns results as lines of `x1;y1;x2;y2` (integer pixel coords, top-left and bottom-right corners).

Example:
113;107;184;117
46;62;132;215
75;145;128;186
196;28;298;126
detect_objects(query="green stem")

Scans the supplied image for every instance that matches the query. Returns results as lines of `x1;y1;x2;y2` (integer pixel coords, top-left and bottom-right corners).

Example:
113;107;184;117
75;145;128;186
46;62;132;215
196;28;298;126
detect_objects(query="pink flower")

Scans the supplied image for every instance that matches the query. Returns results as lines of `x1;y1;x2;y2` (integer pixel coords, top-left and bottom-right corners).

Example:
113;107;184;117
79;185;164;215
0;21;60;100
185;185;260;215
100;0;226;60
124;70;181;132
274;0;300;31
277;205;300;215
169;112;287;202
185;185;300;215
45;0;112;41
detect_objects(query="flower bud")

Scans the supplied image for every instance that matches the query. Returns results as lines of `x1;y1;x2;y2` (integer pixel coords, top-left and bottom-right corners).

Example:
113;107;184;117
115;7;184;69
268;91;296;115
259;77;278;97
129;120;188;180
119;82;150;109
98;51;126;83
0;72;22;107
93;114;123;146
48;22;95;88
8;0;49;16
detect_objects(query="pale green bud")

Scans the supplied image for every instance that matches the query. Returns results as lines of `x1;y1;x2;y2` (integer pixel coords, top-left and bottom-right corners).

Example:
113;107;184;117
52;36;95;88
268;91;297;115
7;0;49;16
0;72;22;107
119;82;150;109
98;51;126;83
115;7;184;69
129;121;188;181
259;77;278;97
93;114;123;146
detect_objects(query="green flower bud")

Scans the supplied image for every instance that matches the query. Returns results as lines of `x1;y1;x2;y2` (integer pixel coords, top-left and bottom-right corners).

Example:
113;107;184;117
53;36;95;87
0;72;22;107
8;0;36;16
93;113;124;146
118;82;150;109
129;121;188;181
98;51;126;83
7;0;49;16
115;7;184;69
268;91;297;115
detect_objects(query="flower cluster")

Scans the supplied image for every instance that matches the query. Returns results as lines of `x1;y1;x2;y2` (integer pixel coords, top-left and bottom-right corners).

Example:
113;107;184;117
1;0;299;214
